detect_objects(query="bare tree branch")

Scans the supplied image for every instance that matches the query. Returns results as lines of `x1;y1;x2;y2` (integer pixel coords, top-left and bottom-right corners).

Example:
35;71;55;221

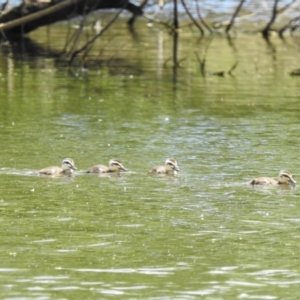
195;0;213;34
181;0;204;35
174;0;179;29
128;0;147;26
225;0;246;34
278;15;300;37
142;12;173;29
276;0;297;14
0;0;10;12
261;0;279;39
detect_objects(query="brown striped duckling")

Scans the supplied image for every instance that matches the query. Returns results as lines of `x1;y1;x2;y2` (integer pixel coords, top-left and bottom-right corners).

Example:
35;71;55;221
38;158;77;176
249;170;296;185
86;159;128;174
149;158;179;175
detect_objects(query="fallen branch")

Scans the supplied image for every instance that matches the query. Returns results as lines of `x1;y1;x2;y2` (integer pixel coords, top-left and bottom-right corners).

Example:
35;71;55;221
0;0;76;32
0;0;143;38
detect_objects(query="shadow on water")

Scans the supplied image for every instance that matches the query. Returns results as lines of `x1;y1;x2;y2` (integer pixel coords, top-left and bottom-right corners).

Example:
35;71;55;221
1;35;143;77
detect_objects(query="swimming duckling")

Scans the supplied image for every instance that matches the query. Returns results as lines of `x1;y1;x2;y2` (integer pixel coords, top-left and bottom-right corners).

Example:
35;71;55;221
38;158;77;176
149;158;180;175
86;159;128;173
250;170;296;185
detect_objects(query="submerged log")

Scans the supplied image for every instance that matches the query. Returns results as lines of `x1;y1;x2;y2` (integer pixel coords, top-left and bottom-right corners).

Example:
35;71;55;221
0;0;143;38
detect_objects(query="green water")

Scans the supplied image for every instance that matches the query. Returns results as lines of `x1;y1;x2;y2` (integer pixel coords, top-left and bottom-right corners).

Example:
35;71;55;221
0;23;300;299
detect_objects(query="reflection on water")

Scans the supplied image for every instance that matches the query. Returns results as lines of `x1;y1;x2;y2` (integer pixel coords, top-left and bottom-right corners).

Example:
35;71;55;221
0;25;300;299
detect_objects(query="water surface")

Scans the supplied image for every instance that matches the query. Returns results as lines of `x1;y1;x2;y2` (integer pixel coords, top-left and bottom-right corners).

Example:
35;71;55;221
0;23;300;299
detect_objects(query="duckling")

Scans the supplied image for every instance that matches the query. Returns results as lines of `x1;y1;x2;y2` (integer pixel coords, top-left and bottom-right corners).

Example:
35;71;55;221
250;170;296;185
149;158;180;175
86;159;128;173
38;158;77;176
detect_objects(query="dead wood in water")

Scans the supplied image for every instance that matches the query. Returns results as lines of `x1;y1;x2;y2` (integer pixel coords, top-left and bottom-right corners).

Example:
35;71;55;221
0;0;299;41
0;0;143;38
0;0;299;67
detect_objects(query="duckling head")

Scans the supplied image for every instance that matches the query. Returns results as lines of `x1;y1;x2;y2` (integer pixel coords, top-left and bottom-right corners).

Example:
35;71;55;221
278;170;296;184
109;159;128;171
62;158;77;171
165;158;180;172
